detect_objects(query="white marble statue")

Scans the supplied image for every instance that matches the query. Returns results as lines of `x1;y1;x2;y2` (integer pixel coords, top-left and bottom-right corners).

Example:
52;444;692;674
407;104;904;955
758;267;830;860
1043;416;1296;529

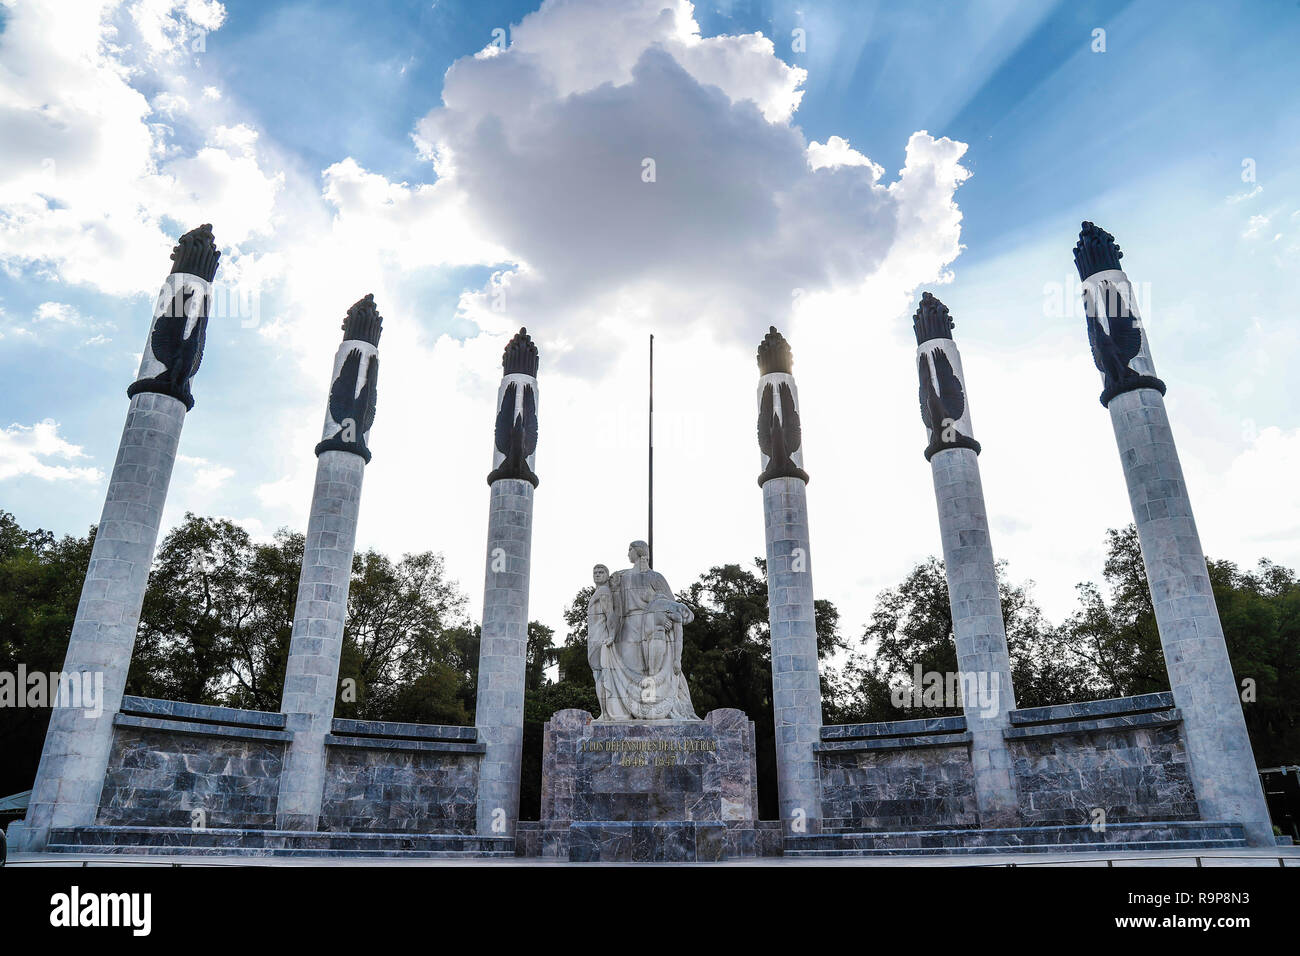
587;541;698;721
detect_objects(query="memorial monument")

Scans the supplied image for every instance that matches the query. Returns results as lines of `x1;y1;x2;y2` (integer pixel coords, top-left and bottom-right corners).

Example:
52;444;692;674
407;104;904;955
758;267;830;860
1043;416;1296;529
9;219;1283;861
587;542;697;721
530;540;763;861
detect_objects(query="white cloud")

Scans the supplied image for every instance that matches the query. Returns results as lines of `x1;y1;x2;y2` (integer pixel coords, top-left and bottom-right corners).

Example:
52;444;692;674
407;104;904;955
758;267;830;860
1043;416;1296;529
178;453;235;491
33;302;86;325
256;0;974;636
1243;214;1269;238
0;1;282;296
0;420;105;483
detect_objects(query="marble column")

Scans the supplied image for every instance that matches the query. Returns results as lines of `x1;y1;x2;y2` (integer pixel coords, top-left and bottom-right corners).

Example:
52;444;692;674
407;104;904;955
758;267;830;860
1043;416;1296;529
475;328;539;836
914;292;1020;828
1075;221;1273;846
755;327;823;835
17;226;220;851
276;295;382;830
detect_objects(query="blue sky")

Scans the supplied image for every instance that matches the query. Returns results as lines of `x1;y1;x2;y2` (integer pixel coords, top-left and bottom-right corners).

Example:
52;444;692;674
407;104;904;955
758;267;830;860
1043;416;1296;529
1;0;1297;638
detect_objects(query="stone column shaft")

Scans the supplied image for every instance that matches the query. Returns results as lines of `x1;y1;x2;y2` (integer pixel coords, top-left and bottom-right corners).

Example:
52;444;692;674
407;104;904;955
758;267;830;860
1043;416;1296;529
1109;389;1273;845
276;450;365;829
474;479;534;834
19;393;186;849
763;476;823;833
930;447;1018;826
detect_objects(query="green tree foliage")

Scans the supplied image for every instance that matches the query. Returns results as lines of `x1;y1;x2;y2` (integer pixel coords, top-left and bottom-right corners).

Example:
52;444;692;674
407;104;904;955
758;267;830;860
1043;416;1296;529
0;512;94;797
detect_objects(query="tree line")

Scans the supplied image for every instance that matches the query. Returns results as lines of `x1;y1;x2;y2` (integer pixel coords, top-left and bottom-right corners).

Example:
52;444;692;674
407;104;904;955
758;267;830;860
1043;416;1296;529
1;510;1296;818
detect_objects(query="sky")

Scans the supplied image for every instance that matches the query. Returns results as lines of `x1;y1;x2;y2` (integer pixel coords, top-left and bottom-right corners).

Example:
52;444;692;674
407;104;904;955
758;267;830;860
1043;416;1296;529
1;0;1298;651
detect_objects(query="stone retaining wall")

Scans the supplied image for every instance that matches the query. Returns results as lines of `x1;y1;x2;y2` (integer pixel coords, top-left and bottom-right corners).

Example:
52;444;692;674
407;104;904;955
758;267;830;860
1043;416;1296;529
92;698;485;834
816;693;1198;831
96;697;289;829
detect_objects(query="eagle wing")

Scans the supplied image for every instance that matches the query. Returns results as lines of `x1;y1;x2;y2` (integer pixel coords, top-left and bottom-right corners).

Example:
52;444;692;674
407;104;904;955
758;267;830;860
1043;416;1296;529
359;355;379;435
494;382;517;456
757;383;774;457
918;353;935;429
187;314;207;380
1102;283;1143;367
521;383;537;459
1085;309;1105;374
151;299;188;371
778;381;801;455
933;349;965;423
329;349;362;427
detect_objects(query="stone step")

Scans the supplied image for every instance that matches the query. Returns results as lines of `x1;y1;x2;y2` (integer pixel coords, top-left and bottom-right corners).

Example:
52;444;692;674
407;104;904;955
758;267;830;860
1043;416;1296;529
45;843;515;859
785;839;1247;858
785;821;1247;856
46;825;514;857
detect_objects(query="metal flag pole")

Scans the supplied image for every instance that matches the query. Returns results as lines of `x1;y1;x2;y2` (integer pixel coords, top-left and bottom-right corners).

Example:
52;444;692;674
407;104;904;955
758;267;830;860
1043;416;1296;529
648;333;654;569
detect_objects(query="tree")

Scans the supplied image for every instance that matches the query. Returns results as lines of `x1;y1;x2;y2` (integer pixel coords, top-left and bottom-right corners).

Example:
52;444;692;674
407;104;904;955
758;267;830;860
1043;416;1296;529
336;548;469;721
0;512;94;797
835;556;1095;724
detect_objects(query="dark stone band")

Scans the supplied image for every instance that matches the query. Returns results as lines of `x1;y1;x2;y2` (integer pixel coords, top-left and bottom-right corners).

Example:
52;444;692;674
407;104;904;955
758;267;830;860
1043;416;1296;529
315;436;372;463
487;463;539;487
126;378;195;412
1100;375;1166;408
757;461;809;486
923;431;981;462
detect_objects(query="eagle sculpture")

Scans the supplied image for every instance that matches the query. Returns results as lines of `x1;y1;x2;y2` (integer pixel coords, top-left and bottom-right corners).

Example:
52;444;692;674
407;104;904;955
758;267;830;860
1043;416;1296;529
130;287;207;410
325;348;379;459
487;380;539;486
757;380;808;484
1073;220;1164;406
1086;282;1146;402
918;347;979;459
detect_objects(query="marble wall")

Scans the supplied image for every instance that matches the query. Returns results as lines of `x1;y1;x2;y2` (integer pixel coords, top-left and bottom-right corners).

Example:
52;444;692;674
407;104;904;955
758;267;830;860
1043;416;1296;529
320;719;484;833
816;694;1200;832
1006;693;1198;826
96;697;289;829
92;698;487;835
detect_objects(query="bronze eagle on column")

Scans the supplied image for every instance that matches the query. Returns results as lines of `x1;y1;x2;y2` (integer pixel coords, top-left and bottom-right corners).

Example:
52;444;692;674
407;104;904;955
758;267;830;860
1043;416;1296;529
324;348;379;461
1086;281;1164;405
1074;220;1164;406
127;288;207;411
918;348;979;459
487;380;539;486
757;380;808;485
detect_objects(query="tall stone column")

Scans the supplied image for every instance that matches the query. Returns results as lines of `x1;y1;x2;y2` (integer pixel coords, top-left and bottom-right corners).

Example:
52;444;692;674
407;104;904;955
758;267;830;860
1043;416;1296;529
17;226;220;851
1074;221;1273;846
276;295;382;830
914;292;1019;828
755;327;823;835
475;328;539;836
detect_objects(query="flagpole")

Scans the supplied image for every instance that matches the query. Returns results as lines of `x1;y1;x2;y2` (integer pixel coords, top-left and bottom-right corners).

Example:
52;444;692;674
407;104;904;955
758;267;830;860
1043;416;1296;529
648;333;654;569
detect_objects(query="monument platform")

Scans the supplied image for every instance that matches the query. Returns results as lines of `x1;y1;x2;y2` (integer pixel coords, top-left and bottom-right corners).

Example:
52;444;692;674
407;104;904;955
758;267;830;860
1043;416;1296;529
530;707;769;861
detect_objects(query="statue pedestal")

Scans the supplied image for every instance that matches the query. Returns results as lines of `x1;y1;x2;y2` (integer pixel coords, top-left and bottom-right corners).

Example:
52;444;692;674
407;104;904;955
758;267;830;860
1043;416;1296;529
537;707;759;861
